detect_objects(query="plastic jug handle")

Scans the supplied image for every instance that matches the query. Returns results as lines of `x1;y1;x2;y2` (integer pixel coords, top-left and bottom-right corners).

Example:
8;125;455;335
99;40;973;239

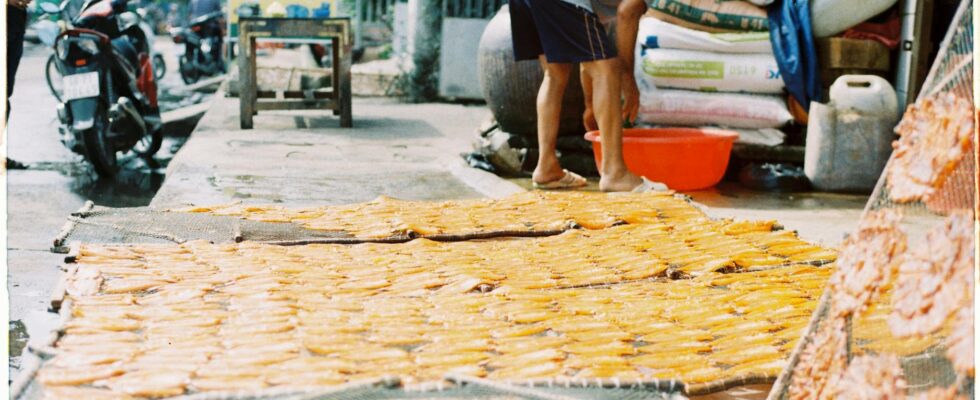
839;76;881;91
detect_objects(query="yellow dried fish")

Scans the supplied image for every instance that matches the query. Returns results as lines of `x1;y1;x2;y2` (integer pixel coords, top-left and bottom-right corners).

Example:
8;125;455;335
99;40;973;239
46;205;836;399
37;365;125;386
488;361;563;380
192;377;271;392
41;386;134;400
63;317;140;333
681;367;726;383
101;278;170;294
490;324;547;338
414;352;491;368
488;348;566;368
104;370;189;397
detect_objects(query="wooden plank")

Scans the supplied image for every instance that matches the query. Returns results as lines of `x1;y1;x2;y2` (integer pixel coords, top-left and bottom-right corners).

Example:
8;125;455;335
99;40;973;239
817;38;890;70
332;38;342;116
255;100;338;110
339;38;353;127
240;25;256;129
64;241;82;263
50;264;77;312
817;37;892;88
256;90;336;99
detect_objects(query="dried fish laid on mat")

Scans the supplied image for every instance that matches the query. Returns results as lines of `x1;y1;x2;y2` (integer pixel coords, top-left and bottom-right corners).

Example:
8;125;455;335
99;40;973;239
39;385;135;400
73;224;831;300
888;211;975;338
170;192;837;274
851;299;948;358
886;92;974;205
171;191;703;239
39;240;835;398
725;229;838;265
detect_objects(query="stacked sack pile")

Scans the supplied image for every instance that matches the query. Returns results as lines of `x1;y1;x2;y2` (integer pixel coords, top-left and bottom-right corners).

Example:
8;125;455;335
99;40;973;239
635;0;794;132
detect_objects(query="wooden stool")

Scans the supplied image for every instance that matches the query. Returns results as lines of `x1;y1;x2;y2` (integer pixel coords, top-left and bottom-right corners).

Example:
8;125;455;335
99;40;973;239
238;17;353;129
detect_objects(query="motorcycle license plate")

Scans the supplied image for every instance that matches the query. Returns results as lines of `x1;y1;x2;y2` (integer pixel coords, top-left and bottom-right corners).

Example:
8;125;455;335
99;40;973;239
62;72;100;101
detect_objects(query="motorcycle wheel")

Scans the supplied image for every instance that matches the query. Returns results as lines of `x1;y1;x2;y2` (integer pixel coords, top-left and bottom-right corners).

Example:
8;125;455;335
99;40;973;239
179;56;200;85
83;106;120;177
131;125;163;158
153;54;166;81
45;54;64;102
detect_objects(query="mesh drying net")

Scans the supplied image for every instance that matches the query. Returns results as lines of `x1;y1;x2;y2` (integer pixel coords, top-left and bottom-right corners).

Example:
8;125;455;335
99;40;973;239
769;1;976;398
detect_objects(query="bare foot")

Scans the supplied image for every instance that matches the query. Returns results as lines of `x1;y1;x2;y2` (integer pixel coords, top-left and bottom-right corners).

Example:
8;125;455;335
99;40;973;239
599;169;644;192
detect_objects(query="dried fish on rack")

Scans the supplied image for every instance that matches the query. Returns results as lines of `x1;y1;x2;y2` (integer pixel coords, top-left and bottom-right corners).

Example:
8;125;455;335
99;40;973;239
945;305;975;377
788;317;848;400
833;355;906;399
888;211;975;337
886;92;974;204
827;210;906;318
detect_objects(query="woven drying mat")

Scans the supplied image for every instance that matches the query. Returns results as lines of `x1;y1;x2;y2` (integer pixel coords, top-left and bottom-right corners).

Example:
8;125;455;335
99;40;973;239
21;288;796;400
51;202;574;253
30;192;840;399
165;192;711;242
20;236;833;400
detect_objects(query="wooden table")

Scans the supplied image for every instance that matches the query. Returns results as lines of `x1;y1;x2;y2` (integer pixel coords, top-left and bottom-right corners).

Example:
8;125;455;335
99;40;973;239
238;17;353;129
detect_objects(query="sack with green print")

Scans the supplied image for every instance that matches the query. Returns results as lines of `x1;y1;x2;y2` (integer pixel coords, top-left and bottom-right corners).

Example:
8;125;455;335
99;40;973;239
639;48;784;94
638;16;772;54
646;0;769;33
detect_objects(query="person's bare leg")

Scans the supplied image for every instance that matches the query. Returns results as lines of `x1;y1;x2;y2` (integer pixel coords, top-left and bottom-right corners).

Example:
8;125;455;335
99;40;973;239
617;0;647;124
580;65;598;131
583;58;643;192
533;55;573;185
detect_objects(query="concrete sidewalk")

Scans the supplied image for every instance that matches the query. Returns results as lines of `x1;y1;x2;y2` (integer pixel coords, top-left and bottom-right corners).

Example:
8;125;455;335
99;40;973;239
152;87;866;247
151;93;522;208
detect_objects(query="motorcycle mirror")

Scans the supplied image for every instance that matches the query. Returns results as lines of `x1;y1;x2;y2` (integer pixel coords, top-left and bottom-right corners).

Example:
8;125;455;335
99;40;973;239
40;2;60;14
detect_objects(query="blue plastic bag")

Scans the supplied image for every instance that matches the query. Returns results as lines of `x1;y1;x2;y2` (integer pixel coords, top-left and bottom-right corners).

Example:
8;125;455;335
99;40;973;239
768;0;821;111
286;4;310;18
312;2;331;18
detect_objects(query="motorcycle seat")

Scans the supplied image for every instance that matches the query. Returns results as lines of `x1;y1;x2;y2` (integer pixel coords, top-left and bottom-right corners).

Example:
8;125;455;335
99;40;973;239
111;36;140;70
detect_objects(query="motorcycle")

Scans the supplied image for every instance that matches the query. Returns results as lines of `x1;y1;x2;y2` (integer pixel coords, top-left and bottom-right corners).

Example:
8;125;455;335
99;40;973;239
169;11;225;84
40;0;163;177
40;1;164;102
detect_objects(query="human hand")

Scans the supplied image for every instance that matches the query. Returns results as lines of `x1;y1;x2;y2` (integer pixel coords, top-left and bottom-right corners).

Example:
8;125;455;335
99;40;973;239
583;106;598;132
622;72;640;125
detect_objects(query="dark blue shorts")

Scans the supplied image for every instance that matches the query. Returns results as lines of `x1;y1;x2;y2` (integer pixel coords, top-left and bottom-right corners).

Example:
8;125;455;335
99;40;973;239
509;0;616;64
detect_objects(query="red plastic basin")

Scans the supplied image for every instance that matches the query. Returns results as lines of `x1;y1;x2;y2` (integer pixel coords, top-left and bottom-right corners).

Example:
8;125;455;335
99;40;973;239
585;128;738;191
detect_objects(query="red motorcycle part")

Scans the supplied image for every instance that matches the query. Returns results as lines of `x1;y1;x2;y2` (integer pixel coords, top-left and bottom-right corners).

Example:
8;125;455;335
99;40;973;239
137;53;158;108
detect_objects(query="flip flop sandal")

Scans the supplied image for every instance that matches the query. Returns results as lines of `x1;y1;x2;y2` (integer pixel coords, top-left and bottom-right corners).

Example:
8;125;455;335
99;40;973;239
533;169;588;190
632;177;670;193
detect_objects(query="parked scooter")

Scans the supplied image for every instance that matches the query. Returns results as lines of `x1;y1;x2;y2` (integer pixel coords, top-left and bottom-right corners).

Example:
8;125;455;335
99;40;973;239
169;11;225;84
41;0;163;177
40;0;164;102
